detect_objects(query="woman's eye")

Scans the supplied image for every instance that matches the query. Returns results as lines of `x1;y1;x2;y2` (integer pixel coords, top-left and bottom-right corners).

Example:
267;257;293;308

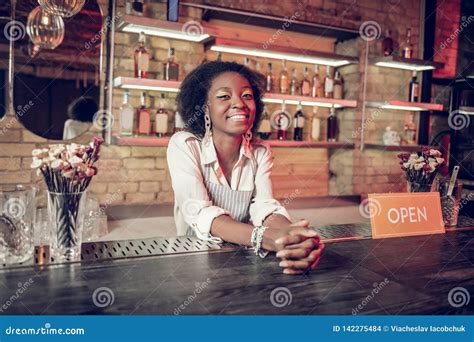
242;93;253;99
217;94;230;100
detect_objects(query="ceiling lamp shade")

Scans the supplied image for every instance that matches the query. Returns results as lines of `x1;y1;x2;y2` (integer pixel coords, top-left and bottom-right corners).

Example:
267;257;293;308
38;0;85;18
27;6;65;50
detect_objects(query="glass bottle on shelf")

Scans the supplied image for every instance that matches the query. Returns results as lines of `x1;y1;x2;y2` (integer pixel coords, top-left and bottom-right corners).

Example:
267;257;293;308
290;68;297;95
265;62;274;93
119;90;134;136
408;71;419;102
312;65;324;98
134;32;149;79
324;67;334;98
258;110;272;140
402;113;417;144
174;103;185;133
401;28;414;59
301;66;311;96
164;48;179;81
382;29;394;56
279;59;289;94
155;93;168;137
137;91;151;136
293;103;305;141
216;52;222;61
311;107;320;141
327;106;338;142
333;70;344;99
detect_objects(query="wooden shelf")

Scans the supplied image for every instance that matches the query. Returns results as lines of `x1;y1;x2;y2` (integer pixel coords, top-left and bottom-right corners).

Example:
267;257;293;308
364;144;439;152
113;78;357;108
366;100;443;111
371;56;444;71
114;136;354;149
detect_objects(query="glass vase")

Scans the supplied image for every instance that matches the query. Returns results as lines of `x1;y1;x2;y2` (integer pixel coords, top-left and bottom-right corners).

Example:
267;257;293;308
48;191;87;261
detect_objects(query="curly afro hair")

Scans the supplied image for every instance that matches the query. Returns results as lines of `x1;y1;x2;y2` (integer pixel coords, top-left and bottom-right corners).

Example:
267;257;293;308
177;61;265;139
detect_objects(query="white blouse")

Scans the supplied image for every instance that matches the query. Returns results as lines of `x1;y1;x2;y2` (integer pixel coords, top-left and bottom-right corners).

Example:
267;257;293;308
166;131;291;239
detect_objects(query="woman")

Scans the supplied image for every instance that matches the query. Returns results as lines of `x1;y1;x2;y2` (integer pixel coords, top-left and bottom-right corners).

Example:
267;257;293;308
63;97;97;140
167;61;324;275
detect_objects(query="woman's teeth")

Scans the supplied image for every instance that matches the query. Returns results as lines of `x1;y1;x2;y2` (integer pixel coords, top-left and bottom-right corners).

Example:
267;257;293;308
229;115;247;121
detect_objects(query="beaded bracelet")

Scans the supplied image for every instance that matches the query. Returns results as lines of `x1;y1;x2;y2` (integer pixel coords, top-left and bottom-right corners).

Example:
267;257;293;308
251;225;269;258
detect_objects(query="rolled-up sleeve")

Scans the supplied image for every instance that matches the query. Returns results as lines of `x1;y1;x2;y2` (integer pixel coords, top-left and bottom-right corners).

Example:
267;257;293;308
249;144;292;226
167;133;229;240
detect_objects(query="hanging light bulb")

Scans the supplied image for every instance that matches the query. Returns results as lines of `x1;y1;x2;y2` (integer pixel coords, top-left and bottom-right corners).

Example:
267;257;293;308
27;6;65;50
38;0;85;18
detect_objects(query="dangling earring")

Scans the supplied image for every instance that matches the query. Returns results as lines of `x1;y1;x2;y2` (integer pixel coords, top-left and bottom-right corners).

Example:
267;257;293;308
244;128;252;143
203;110;212;146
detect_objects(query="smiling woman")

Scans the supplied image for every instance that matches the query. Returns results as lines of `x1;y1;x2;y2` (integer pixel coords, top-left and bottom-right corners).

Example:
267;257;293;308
167;61;324;275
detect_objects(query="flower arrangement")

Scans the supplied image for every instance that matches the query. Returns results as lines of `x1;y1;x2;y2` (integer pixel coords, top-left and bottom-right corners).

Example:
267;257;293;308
30;137;104;260
30;136;103;193
397;148;445;192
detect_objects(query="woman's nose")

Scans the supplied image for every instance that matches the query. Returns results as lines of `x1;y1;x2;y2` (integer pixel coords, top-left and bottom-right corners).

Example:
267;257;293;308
231;95;245;108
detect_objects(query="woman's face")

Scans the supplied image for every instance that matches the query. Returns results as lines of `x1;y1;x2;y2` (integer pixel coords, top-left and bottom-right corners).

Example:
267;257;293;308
207;72;256;138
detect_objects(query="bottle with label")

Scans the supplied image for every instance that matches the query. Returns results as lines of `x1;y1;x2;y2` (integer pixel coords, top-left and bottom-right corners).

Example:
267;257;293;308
279;59;289;94
401;28;414;59
382;29;394;56
383;126;400;146
403;113;417;144
137;91;151;135
174;103;185;133
301;67;311;96
155;93;168;137
312;65;324;98
258;110;272;140
119;90;134;136
293;104;305;141
311;107;320;141
265;63;274;93
290;68;298;95
408;71;419;102
327;106;338;142
164;48;179;81
333;70;344;99
324;67;334;98
243;57;250;67
134;32;149;78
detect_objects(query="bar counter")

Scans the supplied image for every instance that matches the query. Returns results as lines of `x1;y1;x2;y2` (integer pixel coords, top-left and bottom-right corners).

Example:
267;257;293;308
0;225;473;315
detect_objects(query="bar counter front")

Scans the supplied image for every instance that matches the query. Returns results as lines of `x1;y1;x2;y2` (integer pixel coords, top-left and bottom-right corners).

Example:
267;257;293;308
1;224;473;315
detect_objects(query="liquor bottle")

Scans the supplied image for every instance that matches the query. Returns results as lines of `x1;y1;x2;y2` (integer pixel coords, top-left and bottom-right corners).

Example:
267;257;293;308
255;61;266;87
137;91;151;135
324;67;334;98
276;113;288;140
301;67;311;96
258;110;272;140
244;57;250;67
401;28;414;59
312;65;324;98
155;93;168;137
216;52;222;61
164;48;179;81
293;104;305;141
279;60;289;94
327;106;338;142
134;32;150;78
408;71;419;102
403;113;417;144
265;63;274;93
119;90;134;136
289;68;297;95
382;29;394;56
311;107;320;141
333;71;344;99
174;107;185;133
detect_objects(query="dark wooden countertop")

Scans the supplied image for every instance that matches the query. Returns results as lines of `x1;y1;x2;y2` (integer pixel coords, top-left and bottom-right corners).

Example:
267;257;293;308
0;229;473;315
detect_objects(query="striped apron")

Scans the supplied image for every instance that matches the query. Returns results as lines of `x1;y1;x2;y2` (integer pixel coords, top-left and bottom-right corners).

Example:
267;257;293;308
187;150;257;242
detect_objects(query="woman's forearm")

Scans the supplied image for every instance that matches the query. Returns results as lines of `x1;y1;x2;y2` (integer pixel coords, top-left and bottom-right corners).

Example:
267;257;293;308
263;213;292;230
